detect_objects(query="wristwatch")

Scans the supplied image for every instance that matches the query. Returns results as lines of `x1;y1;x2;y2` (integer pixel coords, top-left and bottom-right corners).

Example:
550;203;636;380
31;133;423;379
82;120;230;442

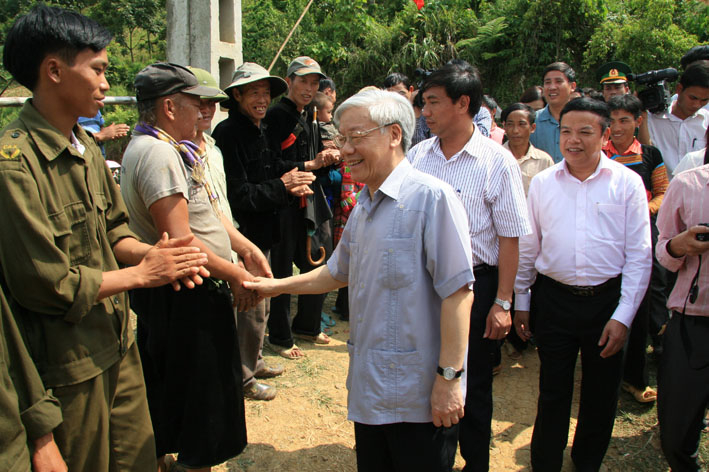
494;297;512;311
437;366;464;380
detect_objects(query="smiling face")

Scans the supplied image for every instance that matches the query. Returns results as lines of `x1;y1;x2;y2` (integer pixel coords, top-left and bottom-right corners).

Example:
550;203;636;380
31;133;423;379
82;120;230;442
234;79;271;126
54;47;110;120
286;73;321;111
197;99;218;131
543;70;575;109
503;109;535;149
337;106;400;194
609;109;639;152
560;110;608;175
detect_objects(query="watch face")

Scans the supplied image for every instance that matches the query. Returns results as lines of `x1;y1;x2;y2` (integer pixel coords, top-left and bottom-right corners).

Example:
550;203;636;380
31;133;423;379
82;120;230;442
443;367;456;380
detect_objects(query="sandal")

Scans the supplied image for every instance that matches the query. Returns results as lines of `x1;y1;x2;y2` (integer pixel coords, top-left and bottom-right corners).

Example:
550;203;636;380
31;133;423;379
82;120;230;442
321;312;336;327
271;343;305;360
320;320;333;335
294;332;331;345
622;382;657;403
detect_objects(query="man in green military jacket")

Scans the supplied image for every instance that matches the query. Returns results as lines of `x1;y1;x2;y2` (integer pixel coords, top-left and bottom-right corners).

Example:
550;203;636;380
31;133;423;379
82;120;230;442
0;6;209;470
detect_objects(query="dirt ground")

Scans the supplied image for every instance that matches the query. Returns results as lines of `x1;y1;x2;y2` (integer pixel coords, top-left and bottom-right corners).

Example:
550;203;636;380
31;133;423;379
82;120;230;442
212;292;705;472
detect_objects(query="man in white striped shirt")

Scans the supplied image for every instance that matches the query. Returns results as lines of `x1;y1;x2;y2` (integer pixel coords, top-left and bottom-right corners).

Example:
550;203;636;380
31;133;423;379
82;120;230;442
407;60;531;472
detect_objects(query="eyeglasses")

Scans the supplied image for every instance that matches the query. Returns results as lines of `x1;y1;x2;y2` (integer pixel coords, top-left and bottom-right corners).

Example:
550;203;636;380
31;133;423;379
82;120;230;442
334;123;395;149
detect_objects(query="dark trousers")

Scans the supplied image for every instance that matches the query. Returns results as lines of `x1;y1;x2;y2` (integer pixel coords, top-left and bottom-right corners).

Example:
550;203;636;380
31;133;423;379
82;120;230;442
648;216;670;344
622;290;650;389
530;274;624;472
658;313;709;472
354;422;458;472
459;266;498;472
268;205;330;346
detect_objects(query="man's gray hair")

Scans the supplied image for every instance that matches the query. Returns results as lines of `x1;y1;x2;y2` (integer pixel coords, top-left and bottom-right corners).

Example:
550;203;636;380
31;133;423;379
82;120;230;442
333;89;415;153
137;98;158;125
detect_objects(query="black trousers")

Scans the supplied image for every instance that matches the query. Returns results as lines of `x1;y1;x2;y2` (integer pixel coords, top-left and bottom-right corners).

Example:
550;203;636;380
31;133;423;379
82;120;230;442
622;289;650;389
530;274;624;472
648;216;670;345
268;205;330;346
658;312;709;472
354;422;458;472
459;266;498;472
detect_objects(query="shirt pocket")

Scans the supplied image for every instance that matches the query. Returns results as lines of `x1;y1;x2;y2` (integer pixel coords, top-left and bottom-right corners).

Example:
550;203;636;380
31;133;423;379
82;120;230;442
365;349;425;412
47;201;90;266
377;238;415;290
591;203;625;242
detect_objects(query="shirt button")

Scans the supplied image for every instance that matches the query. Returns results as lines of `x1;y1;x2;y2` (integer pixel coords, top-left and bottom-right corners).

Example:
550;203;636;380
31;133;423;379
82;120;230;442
388;248;393;253
113;297;120;304
360;283;364;288
367;218;372;222
389;363;396;369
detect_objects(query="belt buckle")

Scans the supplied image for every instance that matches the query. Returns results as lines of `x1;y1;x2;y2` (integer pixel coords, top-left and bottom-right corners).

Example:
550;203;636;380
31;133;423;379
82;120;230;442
571;286;595;297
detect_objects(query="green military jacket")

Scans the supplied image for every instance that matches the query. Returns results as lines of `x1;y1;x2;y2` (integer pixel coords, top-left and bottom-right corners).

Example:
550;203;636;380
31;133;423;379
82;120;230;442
0;101;137;388
1;287;62;472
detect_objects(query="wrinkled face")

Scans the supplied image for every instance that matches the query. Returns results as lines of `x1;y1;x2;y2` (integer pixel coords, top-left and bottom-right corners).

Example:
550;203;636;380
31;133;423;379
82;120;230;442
287;74;321;110
172;93;202;141
337;106;395;192
503;110;535;147
609;109;639;151
318;99;334;123
422;86;465;139
543;70;575;108
560;110;607;171
387;82;412;101
56;47;110;119
234;79;271;126
602;82;629;101
674;85;709;120
197;99;218;131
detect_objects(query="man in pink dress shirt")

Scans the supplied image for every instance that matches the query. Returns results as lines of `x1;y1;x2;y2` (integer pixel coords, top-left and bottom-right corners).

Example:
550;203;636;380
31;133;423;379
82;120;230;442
655;156;709;472
514;97;652;471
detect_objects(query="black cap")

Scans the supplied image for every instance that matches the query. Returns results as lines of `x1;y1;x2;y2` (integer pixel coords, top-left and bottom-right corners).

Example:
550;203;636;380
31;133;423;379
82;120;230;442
134;62;222;102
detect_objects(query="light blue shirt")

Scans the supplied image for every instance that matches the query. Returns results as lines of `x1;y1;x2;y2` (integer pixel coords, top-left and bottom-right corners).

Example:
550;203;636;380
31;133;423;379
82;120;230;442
327;159;475;425
530;105;563;163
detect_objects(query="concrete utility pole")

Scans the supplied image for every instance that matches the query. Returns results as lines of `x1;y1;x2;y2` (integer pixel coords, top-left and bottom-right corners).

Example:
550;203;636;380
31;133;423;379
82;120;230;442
167;0;243;124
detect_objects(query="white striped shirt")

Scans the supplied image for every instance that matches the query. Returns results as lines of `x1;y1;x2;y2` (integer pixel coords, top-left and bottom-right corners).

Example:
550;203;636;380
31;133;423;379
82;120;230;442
407;126;531;266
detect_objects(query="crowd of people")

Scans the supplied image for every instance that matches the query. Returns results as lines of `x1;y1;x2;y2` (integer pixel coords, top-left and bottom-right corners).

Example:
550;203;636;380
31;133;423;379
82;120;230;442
1;4;708;472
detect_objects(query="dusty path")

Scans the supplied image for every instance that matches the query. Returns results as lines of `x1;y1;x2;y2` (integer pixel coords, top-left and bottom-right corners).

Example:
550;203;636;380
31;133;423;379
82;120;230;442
210;293;698;471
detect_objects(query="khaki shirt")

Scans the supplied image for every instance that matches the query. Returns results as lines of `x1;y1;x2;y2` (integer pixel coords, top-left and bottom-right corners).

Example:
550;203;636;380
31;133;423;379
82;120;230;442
0;102;137;388
1;287;62;472
504;142;554;196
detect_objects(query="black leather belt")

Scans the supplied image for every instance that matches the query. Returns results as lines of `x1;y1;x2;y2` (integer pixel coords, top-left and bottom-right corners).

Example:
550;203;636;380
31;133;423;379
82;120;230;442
474;263;496;276
542;274;621;297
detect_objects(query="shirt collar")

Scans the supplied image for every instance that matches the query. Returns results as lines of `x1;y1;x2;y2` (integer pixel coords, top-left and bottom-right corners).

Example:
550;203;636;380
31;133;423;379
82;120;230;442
430;123;481;163
19;100;90;162
603;138;642;157
556;151;613;181
537;105;558;125
504;141;542;163
362;158;412;203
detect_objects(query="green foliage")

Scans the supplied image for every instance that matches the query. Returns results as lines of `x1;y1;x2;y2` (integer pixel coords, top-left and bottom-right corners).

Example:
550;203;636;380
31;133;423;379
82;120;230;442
583;0;698;81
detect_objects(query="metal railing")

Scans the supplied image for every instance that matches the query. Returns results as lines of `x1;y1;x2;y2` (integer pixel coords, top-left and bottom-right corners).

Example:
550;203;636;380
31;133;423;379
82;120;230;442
0;96;136;107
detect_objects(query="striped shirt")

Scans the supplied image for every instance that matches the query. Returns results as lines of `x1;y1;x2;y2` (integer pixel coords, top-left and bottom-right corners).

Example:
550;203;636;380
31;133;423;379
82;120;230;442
407;125;531;265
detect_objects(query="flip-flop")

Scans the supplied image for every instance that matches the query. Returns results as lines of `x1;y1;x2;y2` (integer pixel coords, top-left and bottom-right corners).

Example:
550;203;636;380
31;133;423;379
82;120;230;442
271;343;305;360
622;382;657;403
295;332;331;345
320;320;333;335
321;312;336;327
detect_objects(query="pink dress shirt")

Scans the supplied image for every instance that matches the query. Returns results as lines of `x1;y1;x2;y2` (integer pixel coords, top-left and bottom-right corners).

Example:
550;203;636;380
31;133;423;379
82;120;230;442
515;153;652;327
656;164;709;317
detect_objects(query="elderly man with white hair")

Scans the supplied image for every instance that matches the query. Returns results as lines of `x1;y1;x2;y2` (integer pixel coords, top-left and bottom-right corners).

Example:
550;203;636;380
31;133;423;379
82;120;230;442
244;89;475;472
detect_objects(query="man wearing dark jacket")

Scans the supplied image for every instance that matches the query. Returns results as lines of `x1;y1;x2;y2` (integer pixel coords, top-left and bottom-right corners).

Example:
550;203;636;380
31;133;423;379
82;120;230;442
213;62;317;396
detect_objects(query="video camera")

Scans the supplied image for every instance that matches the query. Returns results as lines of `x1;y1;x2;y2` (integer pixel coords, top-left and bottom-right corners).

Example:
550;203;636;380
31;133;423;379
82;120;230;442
413;68;433;88
627;68;679;114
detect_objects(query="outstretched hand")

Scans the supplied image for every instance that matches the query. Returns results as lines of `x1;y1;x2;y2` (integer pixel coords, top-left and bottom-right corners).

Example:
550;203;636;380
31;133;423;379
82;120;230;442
242;276;284;298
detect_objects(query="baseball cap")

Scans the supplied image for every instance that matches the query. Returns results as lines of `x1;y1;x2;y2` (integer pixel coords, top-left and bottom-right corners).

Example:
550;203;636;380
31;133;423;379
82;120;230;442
134;62;222;101
187;67;228;101
286;56;326;79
